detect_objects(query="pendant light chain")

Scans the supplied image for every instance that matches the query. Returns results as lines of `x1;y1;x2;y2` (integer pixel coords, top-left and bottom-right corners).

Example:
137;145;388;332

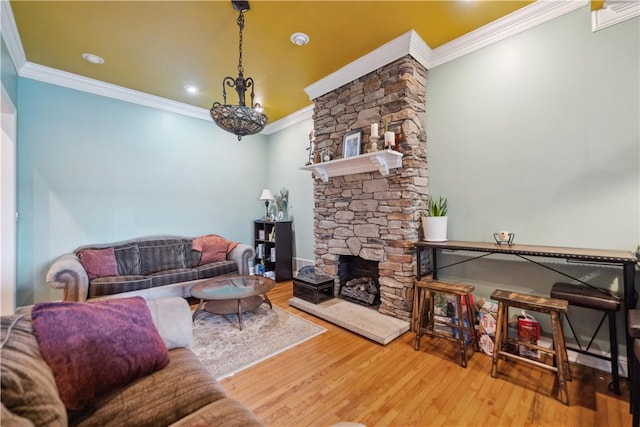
237;11;244;76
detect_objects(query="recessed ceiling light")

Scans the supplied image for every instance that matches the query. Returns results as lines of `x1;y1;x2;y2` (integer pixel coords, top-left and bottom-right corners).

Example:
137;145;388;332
81;53;105;64
290;32;310;46
184;85;199;94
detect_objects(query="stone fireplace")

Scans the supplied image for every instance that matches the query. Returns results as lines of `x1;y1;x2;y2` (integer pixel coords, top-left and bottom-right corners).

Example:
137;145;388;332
311;55;428;323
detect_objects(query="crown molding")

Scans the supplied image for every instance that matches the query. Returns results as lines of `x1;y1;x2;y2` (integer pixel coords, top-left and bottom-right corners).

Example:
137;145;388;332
304;30;431;101
262;105;313;135
1;0;27;71
429;0;589;68
591;0;640;32
20;62;211;120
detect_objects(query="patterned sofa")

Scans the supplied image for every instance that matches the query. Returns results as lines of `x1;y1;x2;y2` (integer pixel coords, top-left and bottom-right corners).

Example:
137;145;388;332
46;235;255;302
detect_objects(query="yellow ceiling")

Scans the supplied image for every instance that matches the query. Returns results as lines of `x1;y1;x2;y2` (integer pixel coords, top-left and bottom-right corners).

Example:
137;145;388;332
10;0;544;123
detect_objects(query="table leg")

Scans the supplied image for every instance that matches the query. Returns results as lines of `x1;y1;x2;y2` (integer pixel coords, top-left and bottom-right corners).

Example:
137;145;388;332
432;249;438;280
237;299;244;330
192;299;204;321
263;293;272;309
625;262;637;382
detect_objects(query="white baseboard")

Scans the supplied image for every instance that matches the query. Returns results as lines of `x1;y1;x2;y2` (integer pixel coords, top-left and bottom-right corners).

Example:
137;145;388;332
537;336;628;378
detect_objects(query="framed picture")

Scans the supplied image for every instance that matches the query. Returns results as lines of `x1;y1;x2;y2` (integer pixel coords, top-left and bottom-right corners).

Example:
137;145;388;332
342;130;362;158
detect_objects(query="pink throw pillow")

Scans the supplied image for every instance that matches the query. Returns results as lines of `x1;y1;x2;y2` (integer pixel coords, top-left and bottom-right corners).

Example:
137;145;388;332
193;234;239;265
199;242;228;264
31;297;170;411
78;247;118;280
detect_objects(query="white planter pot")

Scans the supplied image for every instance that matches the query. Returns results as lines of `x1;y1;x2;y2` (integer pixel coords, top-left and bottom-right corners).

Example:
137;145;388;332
422;216;448;242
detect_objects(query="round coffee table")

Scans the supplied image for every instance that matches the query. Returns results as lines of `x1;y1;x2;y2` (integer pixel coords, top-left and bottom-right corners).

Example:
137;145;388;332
190;274;275;330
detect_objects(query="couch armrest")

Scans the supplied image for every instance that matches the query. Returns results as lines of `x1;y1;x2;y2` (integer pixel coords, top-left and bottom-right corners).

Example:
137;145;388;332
227;244;255;275
146;297;193;350
45;253;89;302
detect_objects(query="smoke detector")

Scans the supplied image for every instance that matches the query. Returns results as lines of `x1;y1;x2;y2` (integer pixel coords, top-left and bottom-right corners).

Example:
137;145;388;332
290;32;310;46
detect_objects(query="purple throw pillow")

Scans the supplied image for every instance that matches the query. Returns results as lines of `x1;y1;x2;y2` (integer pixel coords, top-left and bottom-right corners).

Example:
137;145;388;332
31;297;170;411
78;247;119;280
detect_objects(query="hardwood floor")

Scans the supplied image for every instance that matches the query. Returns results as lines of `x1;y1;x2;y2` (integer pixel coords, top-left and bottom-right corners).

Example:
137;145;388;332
220;281;632;426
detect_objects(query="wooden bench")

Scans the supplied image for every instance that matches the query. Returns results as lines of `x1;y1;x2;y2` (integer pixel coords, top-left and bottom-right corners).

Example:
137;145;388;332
490;289;571;405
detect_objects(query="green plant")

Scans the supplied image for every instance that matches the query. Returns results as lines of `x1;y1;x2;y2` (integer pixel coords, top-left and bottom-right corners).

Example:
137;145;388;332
426;195;448;217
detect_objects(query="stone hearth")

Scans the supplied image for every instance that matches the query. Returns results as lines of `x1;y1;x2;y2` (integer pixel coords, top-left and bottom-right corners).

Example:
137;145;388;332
311;55;428;323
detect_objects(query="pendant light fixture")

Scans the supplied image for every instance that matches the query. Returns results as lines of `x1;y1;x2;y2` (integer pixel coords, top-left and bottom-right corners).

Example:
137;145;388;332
210;1;268;141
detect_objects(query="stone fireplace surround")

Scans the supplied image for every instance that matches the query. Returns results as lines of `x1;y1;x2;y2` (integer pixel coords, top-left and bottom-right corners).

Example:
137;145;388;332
310;55;428;323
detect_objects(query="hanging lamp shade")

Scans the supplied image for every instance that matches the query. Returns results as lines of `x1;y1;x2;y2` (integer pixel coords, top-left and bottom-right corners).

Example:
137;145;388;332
210;1;268;141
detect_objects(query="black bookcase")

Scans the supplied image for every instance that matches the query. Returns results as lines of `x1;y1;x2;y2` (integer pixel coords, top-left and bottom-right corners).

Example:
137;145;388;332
253;220;292;282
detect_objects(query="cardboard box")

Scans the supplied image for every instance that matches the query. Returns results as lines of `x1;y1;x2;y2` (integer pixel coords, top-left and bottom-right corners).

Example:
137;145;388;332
476;300;498;356
478;333;495;356
518;313;540;360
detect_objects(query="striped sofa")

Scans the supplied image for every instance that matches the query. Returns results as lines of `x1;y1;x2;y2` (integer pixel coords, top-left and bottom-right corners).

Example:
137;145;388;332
46;235;255;302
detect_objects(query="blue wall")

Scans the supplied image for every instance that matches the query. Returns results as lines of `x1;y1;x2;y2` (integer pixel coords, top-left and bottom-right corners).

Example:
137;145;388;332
427;8;639;250
264;118;315;261
17;78;267;305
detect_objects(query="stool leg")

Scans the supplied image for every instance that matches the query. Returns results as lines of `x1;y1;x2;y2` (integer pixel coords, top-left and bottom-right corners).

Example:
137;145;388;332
491;301;505;378
465;293;480;352
607;311;620;395
551;311;570;406
556;313;572;382
414;287;425;351
455;295;468;368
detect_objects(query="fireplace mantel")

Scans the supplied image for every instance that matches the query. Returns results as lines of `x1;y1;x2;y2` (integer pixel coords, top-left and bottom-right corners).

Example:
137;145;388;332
299;149;402;182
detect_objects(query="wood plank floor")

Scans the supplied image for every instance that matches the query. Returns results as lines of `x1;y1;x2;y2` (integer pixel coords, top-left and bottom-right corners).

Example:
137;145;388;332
219;281;632;426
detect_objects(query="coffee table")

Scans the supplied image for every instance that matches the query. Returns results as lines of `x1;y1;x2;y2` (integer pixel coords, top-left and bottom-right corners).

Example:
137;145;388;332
190;275;275;330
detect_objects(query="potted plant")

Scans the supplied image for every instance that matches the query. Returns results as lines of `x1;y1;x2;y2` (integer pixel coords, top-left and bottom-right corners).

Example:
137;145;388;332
421;195;448;242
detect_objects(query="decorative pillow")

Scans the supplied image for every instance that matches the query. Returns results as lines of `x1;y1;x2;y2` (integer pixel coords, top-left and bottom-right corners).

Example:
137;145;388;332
78;247;119;280
192;235;239;265
138;242;186;275
199;242;228;264
1;315;67;426
113;243;141;275
31;297;170;411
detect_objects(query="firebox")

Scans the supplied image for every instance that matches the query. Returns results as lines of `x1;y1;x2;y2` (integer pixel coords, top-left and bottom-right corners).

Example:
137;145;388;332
338;255;380;307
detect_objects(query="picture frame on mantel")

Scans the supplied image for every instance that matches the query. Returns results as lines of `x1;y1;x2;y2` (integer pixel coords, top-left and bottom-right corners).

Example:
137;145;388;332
342;129;362;158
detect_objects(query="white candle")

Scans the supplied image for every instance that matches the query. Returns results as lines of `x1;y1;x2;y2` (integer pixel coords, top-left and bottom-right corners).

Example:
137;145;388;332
371;123;378;138
384;131;395;149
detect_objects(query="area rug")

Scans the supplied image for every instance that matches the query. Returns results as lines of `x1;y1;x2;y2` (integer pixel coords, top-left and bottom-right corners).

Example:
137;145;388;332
192;304;326;380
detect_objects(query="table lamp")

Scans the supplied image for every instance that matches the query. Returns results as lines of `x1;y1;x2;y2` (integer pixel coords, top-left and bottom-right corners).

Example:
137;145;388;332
259;189;274;219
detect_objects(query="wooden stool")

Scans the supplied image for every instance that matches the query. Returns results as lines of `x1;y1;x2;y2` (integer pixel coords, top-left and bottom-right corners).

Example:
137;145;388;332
550;282;621;395
414;279;479;368
490;289;571;405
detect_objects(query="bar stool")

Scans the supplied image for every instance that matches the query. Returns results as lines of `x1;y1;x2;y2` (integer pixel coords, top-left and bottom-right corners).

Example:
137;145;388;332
490;289;571;405
550;282;621;395
414;279;479;368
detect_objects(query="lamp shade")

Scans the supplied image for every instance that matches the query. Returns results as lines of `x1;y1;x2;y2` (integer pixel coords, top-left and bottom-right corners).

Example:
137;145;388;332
259;189;274;201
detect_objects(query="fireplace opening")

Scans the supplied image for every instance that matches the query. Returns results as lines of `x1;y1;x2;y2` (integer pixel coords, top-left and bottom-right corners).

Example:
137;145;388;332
338;255;380;307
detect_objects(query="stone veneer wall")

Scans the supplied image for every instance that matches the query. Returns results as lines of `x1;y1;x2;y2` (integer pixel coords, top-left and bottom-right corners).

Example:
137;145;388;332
311;55;428;322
